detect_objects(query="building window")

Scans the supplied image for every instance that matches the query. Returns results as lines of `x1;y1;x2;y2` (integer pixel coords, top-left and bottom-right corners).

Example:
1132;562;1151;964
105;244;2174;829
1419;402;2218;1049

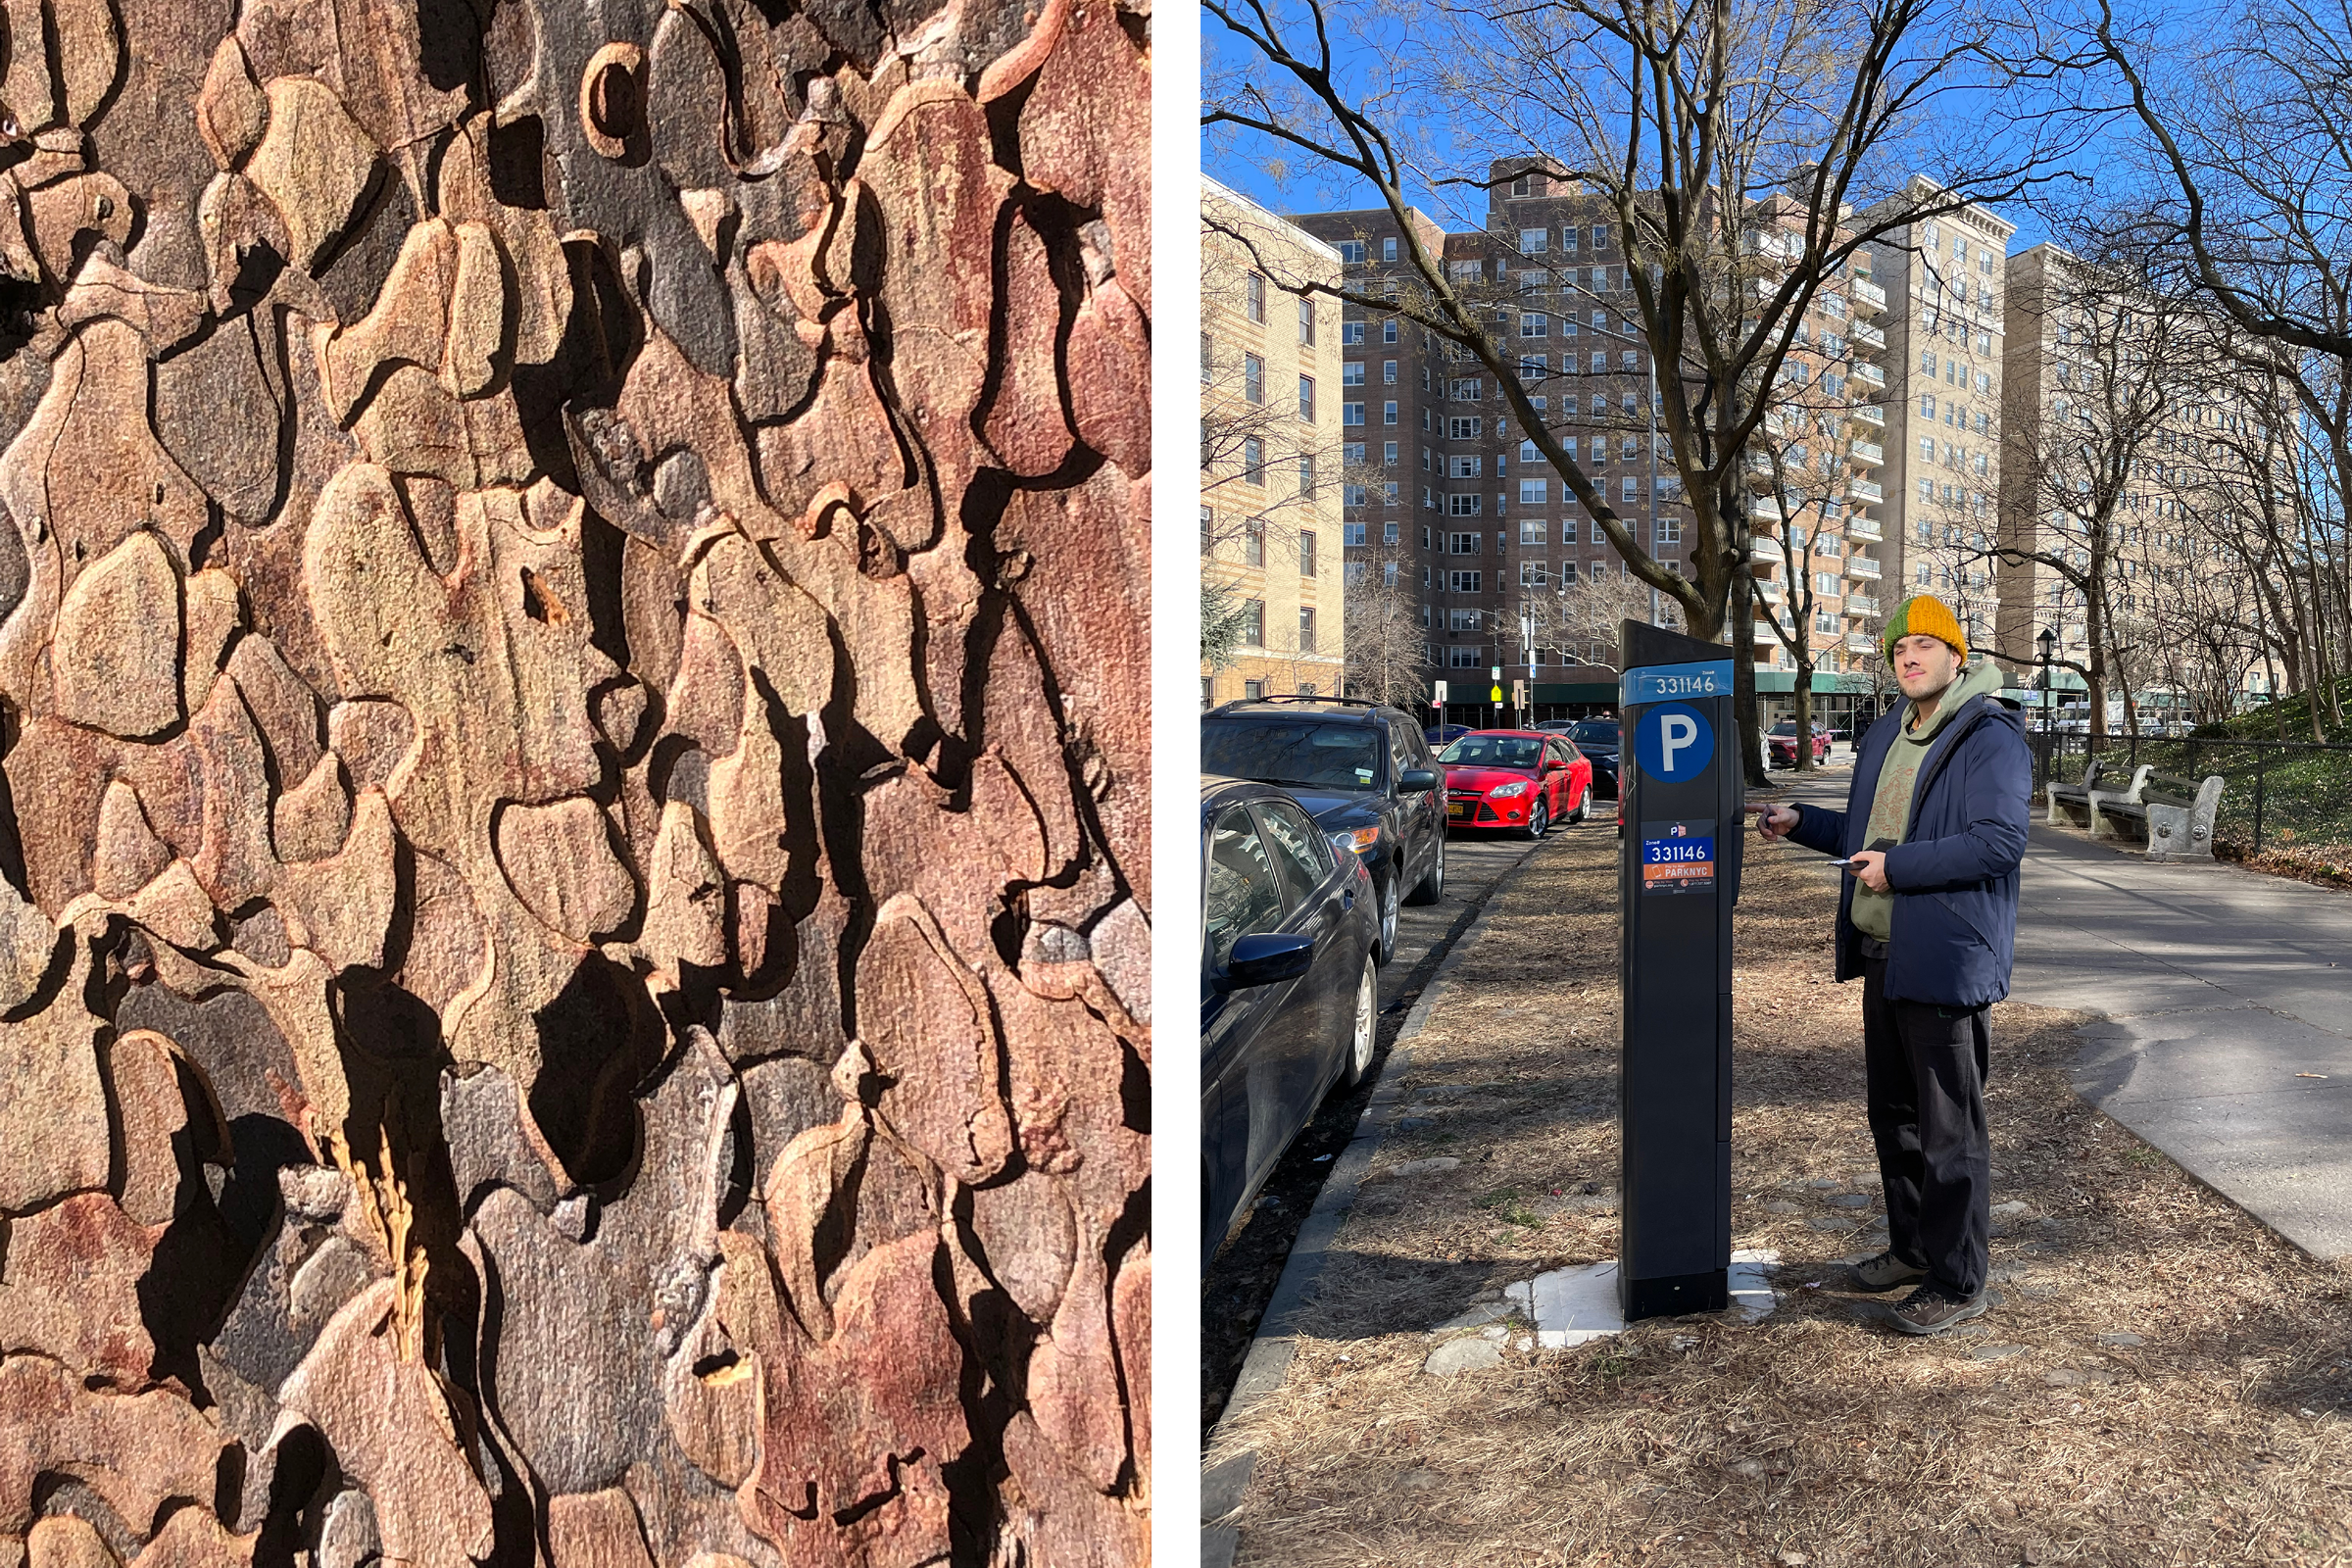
1519;478;1548;505
1591;352;1607;373
1591;223;1609;250
1447;494;1483;516
1384;441;1398;464
1449;572;1483;595
1298;375;1316;421
1450;454;1482;478
1246;271;1264;322
1338;240;1365;264
1561;518;1579;545
1300;531;1318;577
1383;237;1397;262
1244;518;1264;564
1921;350;1936;375
1560;562;1578;584
1520;227;1547;254
1384;561;1399;586
1519;518;1544;544
1200;331;1212;383
1343;362;1365;386
1244;678;1265;700
1343;483;1367;507
1655;516;1682;545
1620;476;1637;501
1242;600;1264;646
1384;521;1399;544
1345;402;1364;426
1383;360;1397;384
1449;416;1483;439
1242;438;1264;485
1521;313;1547;338
1298;607;1317;652
1921;394;1936;417
1385;481;1398;506
1244;353;1263;403
1383;401;1398;425
1448;644;1483;667
1344;522;1367;546
1299;298;1315;344
1521;561;1547;586
1447;532;1480;556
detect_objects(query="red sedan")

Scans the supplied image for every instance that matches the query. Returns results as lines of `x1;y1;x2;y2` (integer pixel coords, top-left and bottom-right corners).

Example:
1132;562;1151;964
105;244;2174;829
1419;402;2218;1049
1439;729;1592;839
1767;720;1833;767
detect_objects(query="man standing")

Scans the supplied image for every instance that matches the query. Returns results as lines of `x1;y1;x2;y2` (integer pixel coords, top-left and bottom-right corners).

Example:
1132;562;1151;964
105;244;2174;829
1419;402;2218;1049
1752;595;2031;1335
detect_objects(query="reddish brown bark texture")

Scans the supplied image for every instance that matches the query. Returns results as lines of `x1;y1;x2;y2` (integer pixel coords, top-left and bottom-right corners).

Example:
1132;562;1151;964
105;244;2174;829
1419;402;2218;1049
0;0;1150;1564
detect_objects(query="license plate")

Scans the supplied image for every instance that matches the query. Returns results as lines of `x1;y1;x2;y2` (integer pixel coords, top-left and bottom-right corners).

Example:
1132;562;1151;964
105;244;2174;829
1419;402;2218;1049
1447;803;1467;817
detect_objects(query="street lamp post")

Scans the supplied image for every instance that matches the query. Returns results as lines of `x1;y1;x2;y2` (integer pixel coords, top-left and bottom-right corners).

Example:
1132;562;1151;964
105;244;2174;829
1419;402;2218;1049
2037;624;2057;789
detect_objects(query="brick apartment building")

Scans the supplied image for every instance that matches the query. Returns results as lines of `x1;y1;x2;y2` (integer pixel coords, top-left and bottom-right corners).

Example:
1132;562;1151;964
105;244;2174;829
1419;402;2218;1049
1295;162;1894;728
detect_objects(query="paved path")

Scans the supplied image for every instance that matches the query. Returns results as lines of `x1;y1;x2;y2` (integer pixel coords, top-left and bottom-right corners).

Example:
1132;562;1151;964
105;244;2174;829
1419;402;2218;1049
1768;764;2352;1259
2012;824;2352;1259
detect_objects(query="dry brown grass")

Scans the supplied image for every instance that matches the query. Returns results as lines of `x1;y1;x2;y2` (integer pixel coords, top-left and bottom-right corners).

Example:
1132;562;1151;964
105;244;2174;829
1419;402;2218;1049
1210;822;2352;1568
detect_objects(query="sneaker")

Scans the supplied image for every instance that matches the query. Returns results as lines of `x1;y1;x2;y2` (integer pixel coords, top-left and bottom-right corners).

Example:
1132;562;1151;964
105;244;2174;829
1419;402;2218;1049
1849;1250;1930;1294
1887;1283;1987;1337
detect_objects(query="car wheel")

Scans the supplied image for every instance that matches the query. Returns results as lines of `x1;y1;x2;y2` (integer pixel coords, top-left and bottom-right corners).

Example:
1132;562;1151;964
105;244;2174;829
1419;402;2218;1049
1524;800;1548;840
1569;786;1589;824
1333;952;1379;1092
1376;869;1399;965
1404;832;1445;904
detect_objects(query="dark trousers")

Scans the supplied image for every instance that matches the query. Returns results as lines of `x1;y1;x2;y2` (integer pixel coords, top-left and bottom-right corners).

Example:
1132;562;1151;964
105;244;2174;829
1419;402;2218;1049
1860;951;1991;1298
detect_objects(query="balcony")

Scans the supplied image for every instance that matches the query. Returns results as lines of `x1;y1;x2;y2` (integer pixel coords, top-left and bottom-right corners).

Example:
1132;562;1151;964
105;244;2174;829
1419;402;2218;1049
1749;535;1785;565
1848;401;1885;431
1850;319;1886;352
1756;578;1785;604
1846;593;1881;616
1847;554;1882;579
1847;477;1884;504
1844;515;1882;540
1849;277;1886;315
1849;440;1885;467
1851;362;1886;390
1751;495;1783;523
1846;631;1877;652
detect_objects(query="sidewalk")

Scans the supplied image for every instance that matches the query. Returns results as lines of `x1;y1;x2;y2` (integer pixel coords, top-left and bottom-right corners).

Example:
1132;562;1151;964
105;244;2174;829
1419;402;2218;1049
2013;823;2352;1258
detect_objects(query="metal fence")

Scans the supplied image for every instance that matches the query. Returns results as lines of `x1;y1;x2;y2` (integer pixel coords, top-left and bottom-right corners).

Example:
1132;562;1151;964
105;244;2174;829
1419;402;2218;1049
2030;728;2352;858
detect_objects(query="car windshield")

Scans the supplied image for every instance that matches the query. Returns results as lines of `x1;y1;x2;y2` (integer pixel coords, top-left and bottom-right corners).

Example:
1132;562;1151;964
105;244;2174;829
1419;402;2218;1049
1769;722;1798;736
1569;721;1618;746
1441;735;1544;770
1202;719;1384;791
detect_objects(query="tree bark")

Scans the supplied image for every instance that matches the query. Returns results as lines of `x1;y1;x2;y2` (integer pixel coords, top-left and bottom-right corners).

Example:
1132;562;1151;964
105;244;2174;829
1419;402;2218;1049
0;5;1151;1565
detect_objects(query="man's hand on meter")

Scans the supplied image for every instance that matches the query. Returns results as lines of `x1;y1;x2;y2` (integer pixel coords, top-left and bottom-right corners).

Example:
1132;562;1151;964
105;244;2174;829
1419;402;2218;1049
1749;803;1800;841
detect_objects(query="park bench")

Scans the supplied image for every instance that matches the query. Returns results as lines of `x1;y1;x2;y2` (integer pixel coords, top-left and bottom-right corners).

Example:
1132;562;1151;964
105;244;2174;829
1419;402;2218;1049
2087;767;2226;862
2046;757;2135;828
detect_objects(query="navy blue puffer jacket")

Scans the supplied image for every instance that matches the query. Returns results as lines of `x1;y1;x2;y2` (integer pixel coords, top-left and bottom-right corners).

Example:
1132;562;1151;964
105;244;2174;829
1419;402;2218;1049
1787;691;2032;1006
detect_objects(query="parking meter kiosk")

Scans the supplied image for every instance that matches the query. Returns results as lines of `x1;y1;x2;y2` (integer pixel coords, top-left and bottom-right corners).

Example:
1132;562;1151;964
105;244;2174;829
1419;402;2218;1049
1617;620;1742;1320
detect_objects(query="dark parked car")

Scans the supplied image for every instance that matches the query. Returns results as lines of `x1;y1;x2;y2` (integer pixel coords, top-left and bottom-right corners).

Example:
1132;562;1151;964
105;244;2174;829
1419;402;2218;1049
1201;776;1381;1265
1202;696;1446;965
1555;717;1621;798
1425;722;1471;747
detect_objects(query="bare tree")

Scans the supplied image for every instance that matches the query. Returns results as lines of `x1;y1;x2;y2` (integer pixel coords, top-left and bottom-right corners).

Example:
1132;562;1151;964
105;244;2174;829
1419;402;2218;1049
1205;0;2085;779
1986;234;2215;744
1345;532;1434;705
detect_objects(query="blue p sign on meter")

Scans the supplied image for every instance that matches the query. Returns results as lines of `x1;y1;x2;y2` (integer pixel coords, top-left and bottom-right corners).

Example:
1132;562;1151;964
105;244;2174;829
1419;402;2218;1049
1636;701;1713;782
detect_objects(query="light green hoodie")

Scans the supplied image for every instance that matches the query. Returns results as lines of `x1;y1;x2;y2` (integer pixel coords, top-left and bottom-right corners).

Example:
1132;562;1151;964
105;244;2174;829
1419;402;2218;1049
1850;659;2006;941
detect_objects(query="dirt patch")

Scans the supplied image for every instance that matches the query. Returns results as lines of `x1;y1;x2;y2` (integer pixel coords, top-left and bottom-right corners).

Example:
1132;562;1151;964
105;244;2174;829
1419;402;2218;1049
1209;821;2352;1567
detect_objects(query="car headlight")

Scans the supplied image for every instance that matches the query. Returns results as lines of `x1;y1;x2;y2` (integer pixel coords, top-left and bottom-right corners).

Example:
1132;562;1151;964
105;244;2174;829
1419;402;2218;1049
1489;780;1531;799
1330;826;1382;857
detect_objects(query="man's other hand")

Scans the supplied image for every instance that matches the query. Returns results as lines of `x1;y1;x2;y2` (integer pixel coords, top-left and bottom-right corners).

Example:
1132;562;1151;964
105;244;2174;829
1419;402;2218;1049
1846;849;1890;892
1750;803;1800;840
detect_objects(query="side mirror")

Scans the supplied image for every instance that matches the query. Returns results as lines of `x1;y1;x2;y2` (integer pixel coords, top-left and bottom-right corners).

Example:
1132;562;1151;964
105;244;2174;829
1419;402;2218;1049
1544;760;1567;773
1399;767;1441;793
1224;932;1316;988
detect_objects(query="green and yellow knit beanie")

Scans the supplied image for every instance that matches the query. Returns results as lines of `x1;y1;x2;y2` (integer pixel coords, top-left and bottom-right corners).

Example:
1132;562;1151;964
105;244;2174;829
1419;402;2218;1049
1881;594;1968;663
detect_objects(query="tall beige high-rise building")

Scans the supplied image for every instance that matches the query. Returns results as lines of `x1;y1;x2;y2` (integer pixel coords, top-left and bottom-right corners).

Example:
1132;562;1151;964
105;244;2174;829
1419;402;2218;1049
1863;177;2018;666
1996;241;2276;720
1200;177;1348;706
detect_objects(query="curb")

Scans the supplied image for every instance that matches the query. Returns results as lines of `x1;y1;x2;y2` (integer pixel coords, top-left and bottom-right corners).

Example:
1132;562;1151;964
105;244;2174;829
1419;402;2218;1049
1200;833;1546;1566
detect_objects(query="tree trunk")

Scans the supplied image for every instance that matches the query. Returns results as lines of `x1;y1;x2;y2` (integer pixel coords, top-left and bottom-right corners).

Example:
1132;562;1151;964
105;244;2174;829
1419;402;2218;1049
0;6;1151;1565
1792;657;1816;772
1733;572;1769;787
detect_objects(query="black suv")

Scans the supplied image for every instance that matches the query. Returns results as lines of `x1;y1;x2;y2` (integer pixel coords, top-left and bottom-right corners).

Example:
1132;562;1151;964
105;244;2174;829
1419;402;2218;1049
1200;696;1446;963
